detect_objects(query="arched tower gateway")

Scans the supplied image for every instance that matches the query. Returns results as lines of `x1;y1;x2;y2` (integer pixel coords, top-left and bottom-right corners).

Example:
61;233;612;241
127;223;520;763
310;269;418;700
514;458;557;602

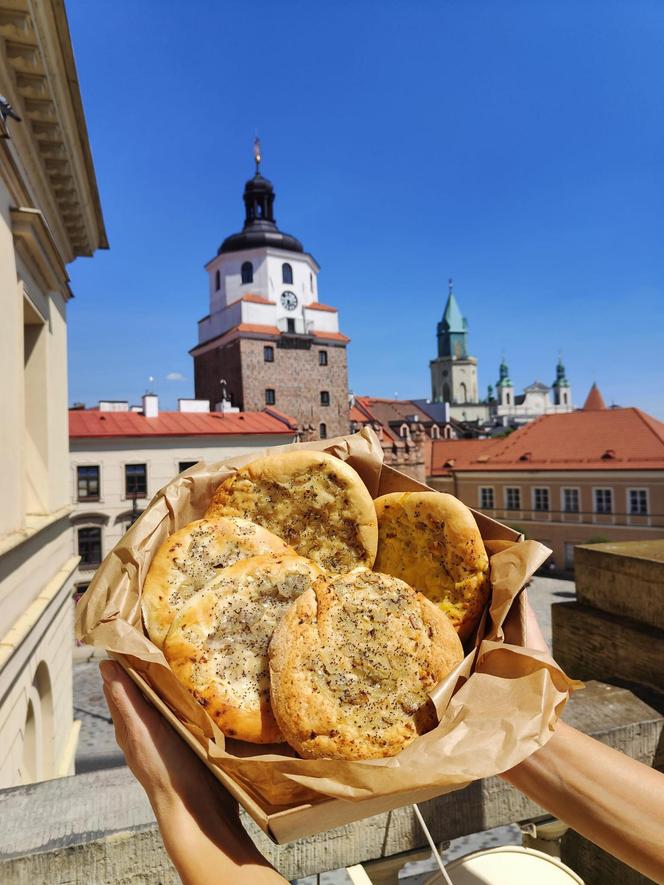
191;143;350;439
430;281;485;416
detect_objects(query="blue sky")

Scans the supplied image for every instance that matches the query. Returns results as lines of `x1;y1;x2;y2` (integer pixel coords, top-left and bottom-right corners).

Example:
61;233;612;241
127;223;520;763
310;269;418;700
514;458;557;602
66;1;664;418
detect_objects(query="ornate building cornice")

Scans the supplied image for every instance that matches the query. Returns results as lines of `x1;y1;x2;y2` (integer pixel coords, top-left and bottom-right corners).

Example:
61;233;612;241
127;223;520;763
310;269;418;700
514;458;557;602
0;0;107;261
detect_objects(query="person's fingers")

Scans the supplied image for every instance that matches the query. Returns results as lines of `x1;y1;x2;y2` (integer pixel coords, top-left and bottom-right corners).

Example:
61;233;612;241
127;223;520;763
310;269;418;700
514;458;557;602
100;660;163;735
102;682;130;754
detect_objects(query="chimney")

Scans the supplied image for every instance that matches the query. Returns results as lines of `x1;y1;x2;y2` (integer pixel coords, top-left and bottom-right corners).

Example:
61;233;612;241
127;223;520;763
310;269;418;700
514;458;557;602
178;398;210;413
142;393;159;418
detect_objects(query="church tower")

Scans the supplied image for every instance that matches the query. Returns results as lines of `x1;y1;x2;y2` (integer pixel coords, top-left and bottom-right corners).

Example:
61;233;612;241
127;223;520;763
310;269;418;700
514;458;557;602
430;280;479;406
552;357;572;408
495;357;514;407
191;142;350;439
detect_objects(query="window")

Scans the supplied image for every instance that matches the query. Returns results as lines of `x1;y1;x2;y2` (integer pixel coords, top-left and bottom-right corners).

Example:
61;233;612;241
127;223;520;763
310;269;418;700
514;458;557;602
533;488;549;511
125;464;147;498
320;390;330;406
480;487;494;509
286;318;295;333
319;423;327;439
215;269;220;291
505;487;521;510
241;261;253;284
563;488;579;513
310;272;314;292
78;526;101;567
629;489;648;515
77;465;100;501
506;392;511;405
594;488;613;514
263;345;274;363
178;461;197;473
282;263;293;284
319;350;328;366
265;388;276;405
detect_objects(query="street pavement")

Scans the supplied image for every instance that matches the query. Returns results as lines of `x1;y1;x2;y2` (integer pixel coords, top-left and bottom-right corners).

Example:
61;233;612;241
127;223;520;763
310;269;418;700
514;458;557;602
73;575;575;880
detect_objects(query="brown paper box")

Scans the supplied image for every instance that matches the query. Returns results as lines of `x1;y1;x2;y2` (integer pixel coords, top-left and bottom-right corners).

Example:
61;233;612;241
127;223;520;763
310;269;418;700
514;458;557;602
76;428;577;843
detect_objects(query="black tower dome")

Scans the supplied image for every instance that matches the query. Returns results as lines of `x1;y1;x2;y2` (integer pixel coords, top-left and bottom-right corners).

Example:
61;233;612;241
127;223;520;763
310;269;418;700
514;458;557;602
218;162;304;255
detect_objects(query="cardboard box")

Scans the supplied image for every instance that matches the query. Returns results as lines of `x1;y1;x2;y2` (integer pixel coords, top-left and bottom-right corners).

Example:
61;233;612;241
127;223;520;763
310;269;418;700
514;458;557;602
78;430;573;844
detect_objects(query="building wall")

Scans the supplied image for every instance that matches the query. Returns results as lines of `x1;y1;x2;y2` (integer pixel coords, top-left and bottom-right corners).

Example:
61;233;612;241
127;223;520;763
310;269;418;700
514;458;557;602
0;185;77;787
428;469;664;571
239;338;349;437
69;433;296;593
194;338;245;411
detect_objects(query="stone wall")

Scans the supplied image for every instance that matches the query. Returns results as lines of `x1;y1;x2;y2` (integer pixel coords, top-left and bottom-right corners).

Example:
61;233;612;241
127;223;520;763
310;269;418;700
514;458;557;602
194;335;350;438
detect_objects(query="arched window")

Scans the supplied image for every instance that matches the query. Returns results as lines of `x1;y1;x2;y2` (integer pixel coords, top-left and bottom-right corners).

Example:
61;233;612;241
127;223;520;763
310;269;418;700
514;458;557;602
442;383;451;403
506;392;511;405
460;382;468;402
399;423;410;439
443;424;452;439
319;423;327;439
310;272;314;292
215;269;220;291
282;263;293;284
431;424;440;439
241;261;253;284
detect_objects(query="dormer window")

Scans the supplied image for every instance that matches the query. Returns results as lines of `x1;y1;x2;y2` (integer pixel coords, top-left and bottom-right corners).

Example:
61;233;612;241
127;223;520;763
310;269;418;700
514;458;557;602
215;269;221;291
282;263;293;284
241;261;253;284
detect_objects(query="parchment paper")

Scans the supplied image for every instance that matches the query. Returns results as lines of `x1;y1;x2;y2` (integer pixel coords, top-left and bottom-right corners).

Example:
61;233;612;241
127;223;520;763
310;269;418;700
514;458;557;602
76;427;578;807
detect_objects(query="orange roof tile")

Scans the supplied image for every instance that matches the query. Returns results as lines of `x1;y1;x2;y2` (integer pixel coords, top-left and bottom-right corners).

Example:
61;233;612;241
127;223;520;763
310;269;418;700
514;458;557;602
312;330;350;343
306;302;337;312
430;438;499;475
241;294;275;305
433;408;664;472
69;409;295;439
583;383;607;411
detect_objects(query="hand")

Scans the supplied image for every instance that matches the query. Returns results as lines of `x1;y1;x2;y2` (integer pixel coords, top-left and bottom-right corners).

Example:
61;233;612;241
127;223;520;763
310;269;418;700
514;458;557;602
100;659;236;821
100;660;286;884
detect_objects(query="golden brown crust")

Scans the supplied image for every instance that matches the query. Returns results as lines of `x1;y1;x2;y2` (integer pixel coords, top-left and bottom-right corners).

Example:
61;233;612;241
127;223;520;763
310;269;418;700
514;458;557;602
205;450;378;573
373;492;490;641
141;516;291;649
269;568;463;759
163;553;324;743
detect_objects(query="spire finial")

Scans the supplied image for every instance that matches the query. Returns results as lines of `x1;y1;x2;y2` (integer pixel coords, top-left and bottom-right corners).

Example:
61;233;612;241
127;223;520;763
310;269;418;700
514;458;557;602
448;277;453;296
253;136;262;174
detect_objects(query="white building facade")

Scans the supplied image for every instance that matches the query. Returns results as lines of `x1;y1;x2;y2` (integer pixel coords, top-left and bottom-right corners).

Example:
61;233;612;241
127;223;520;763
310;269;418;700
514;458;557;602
0;2;107;787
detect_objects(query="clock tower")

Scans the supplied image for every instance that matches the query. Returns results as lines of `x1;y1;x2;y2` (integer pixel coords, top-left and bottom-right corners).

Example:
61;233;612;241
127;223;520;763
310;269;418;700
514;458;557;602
191;144;350;439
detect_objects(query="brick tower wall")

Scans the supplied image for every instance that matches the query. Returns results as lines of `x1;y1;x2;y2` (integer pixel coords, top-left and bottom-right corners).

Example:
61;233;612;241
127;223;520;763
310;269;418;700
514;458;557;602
194;337;350;438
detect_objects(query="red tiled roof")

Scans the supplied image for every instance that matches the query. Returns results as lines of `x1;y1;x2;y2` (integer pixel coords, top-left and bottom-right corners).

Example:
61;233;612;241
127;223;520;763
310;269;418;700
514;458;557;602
306;302;337;312
312;330;350;343
236;323;280;336
429;438;500;475
69;409;296;439
431;408;664;473
262;406;299;429
583;383;607;411
241;294;275;305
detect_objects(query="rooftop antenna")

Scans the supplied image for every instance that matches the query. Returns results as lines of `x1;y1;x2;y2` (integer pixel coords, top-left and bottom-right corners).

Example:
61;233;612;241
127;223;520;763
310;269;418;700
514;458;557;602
145;375;155;394
253;136;262;174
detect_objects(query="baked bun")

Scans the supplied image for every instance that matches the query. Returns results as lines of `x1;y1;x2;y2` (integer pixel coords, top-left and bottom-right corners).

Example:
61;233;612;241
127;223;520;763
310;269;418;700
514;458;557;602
142;517;291;649
163;553;324;743
269;568;463;759
374;492;490;641
205;450;378;572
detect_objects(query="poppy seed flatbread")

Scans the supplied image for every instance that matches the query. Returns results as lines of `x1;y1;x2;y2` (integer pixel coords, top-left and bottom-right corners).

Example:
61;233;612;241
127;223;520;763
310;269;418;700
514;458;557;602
142;517;291;649
269;568;463;759
163;553;324;744
374;492;490;642
205;450;378;573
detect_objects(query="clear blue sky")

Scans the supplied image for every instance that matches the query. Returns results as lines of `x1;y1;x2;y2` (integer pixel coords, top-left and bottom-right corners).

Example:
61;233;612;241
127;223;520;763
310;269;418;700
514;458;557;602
66;0;664;418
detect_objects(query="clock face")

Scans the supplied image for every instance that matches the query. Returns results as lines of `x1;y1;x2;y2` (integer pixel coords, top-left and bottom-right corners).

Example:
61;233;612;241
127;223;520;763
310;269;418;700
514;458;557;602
281;290;298;311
